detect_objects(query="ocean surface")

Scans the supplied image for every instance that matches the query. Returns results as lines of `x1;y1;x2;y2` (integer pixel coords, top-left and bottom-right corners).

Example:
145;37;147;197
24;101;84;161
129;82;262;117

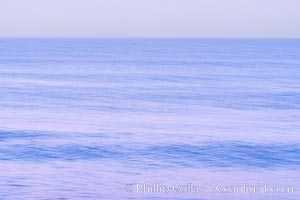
0;39;299;199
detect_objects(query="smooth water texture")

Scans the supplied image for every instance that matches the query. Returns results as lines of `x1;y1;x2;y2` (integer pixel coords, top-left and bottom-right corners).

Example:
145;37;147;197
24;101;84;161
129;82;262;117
0;39;299;199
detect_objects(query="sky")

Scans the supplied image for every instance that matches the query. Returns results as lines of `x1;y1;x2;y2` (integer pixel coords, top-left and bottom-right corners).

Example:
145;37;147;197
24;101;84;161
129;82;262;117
0;0;300;38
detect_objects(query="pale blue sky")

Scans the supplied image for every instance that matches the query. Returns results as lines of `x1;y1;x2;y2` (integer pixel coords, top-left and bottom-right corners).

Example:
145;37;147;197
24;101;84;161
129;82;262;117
0;0;299;38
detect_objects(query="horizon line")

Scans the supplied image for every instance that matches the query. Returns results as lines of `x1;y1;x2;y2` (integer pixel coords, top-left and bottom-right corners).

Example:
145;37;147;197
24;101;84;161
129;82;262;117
0;36;300;40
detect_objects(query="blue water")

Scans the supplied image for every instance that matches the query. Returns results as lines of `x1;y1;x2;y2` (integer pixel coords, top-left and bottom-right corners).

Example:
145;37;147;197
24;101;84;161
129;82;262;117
0;39;299;199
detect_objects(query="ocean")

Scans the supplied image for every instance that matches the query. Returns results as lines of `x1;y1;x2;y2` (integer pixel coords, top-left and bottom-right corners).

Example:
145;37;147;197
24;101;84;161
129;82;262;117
0;39;299;199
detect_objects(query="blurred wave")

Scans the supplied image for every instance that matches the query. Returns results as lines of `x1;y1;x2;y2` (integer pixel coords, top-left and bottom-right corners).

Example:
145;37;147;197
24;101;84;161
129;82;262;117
1;130;300;169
